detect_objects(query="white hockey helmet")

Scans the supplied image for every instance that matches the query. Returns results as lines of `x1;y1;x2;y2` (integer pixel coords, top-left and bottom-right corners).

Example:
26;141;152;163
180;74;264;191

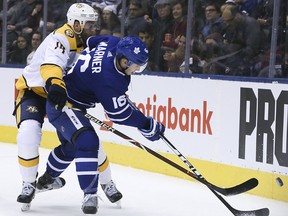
67;3;98;31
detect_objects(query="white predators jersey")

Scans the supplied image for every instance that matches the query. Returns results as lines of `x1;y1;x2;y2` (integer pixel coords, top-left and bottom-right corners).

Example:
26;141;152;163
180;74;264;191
17;24;83;91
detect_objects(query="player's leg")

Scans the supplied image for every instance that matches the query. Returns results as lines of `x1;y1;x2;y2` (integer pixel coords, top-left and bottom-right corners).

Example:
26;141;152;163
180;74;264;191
36;135;70;192
43;105;100;213
98;143;122;203
75;129;100;214
14;89;46;206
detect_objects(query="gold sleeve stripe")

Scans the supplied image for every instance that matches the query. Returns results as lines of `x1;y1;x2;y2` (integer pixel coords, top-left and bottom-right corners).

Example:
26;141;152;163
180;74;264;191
18;156;39;167
98;158;109;172
50;78;66;90
40;64;63;83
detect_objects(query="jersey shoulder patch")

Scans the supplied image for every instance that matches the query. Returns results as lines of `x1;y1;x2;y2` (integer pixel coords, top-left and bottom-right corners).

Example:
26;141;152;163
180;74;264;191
55;24;77;51
64;29;74;38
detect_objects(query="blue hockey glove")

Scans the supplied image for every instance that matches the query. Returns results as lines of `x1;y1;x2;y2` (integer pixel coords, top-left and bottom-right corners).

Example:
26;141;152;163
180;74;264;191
138;117;165;141
46;78;67;110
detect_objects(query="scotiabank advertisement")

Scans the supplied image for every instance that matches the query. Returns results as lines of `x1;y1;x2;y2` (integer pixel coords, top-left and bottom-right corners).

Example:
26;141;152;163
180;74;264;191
1;68;287;176
90;75;288;176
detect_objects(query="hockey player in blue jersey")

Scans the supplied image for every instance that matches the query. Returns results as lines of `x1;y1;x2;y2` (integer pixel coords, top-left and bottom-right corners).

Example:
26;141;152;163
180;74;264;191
38;35;165;214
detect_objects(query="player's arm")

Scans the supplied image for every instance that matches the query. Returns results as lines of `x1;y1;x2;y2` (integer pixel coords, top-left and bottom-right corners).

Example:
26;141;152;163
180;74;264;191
40;35;70;110
41;65;67;110
100;93;165;141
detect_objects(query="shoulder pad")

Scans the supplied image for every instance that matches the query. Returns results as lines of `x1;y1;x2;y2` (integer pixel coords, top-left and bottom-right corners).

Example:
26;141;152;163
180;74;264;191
55;24;77;51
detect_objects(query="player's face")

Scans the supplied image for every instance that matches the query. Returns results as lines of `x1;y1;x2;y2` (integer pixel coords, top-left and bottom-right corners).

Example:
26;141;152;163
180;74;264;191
81;21;97;42
126;60;147;74
125;63;141;75
117;58;147;75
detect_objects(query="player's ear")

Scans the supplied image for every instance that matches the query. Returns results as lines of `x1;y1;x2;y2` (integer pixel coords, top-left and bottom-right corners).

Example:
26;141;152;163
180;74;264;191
122;58;128;66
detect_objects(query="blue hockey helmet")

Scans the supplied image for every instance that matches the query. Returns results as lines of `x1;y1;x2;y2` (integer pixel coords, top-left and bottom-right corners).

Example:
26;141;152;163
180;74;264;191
116;36;149;73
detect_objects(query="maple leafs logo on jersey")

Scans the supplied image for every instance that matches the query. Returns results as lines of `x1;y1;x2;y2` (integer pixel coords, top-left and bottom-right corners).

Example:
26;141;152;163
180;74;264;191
65;29;74;38
133;47;140;54
26;106;38;113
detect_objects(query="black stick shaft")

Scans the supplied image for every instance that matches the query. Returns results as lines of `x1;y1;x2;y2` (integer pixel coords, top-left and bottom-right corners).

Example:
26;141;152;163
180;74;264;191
85;113;269;216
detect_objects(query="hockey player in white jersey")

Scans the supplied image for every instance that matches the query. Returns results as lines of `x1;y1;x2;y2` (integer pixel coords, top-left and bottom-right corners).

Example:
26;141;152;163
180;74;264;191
38;35;165;214
13;3;122;211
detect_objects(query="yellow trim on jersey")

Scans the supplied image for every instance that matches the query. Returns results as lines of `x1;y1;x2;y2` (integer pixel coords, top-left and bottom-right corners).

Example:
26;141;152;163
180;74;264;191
31;87;47;98
50;79;66;89
18;156;39;167
40;64;63;83
16;76;47;98
55;24;77;51
15;75;28;90
15;90;25;125
98;158;109;172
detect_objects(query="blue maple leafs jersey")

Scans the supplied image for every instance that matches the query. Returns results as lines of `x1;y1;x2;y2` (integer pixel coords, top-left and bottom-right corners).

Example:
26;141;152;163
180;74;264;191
64;35;148;129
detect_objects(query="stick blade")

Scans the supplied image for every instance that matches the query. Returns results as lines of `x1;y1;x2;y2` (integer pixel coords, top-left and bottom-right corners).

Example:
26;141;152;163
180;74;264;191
234;207;269;216
219;178;258;196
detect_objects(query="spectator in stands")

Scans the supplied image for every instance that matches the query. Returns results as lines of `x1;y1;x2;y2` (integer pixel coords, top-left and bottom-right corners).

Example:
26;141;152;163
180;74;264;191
24;0;43;36
201;32;228;74
169;0;187;43
6;0;37;50
7;0;37;33
0;0;20;23
201;2;224;40
101;5;121;35
234;0;258;18
163;34;186;72
144;0;173;71
83;0;121;10
160;0;187;60
220;3;262;76
26;31;42;65
137;23;157;71
256;0;273;48
7;0;40;30
91;6;103;35
7;33;31;64
256;0;287;77
124;0;148;36
38;0;73;35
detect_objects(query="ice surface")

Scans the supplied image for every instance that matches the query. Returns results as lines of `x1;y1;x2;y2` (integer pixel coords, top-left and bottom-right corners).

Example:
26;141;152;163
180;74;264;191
0;142;287;216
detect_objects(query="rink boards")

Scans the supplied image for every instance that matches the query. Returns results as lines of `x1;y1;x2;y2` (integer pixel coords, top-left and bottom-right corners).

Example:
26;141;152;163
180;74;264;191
0;67;287;202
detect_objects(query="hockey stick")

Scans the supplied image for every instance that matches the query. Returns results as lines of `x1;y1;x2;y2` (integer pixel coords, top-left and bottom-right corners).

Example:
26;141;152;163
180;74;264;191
159;135;270;215
124;98;258;196
84;113;253;196
160;134;258;196
85;113;269;216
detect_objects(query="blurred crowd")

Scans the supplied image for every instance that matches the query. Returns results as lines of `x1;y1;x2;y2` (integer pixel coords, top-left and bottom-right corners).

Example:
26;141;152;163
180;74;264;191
0;0;287;78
